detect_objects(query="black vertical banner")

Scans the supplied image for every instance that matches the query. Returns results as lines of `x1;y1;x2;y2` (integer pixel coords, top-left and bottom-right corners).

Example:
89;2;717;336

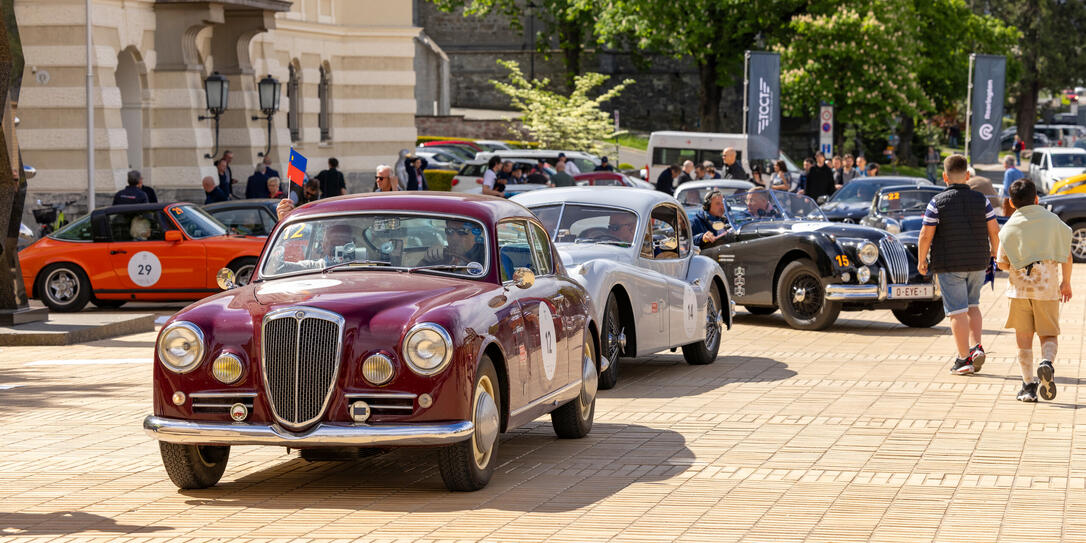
746;52;781;162
970;55;1006;164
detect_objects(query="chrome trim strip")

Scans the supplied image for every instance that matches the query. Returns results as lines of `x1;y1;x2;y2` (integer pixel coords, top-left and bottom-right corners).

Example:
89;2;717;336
344;392;417;400
143;415;473;447
365;404;414;411
261;306;346;431
510;380;581;418
189;392;259;399
191;403;252;409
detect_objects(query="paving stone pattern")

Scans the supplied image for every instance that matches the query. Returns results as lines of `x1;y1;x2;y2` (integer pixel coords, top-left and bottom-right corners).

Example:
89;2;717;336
1;270;1085;541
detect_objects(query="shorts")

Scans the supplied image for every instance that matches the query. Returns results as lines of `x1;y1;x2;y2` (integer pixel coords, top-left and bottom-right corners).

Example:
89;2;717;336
1006;298;1061;337
935;270;985;316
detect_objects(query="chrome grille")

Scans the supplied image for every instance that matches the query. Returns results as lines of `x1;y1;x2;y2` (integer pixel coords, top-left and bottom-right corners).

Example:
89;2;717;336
261;307;344;429
879;237;910;284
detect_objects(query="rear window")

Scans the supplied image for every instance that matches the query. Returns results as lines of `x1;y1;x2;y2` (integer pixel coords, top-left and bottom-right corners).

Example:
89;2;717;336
458;164;486;176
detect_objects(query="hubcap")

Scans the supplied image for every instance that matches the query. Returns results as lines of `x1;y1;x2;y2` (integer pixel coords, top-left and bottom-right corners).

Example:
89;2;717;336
792;287;807;304
472;375;499;467
579;344;597;417
604;306;623;364
46;269;78;303
788;274;824;319
704;295;721;352
1073;228;1086;260
235;265;255;286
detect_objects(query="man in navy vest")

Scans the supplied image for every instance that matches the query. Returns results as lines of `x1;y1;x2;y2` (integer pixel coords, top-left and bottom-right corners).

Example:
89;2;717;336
917;154;1000;375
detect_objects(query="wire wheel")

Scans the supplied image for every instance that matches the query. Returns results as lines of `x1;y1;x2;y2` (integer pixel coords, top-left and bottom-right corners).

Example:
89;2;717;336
1072;225;1086;263
786;273;824;320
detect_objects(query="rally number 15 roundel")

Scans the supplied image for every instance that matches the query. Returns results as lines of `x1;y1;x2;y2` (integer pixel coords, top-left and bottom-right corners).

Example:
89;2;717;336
127;251;162;287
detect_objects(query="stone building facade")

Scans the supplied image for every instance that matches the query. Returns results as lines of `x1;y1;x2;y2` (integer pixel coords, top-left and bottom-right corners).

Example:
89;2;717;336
15;0;448;220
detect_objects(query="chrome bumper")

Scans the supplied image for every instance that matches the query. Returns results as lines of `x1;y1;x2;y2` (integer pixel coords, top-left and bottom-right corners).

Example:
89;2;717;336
143;415;474;447
825;269;940;302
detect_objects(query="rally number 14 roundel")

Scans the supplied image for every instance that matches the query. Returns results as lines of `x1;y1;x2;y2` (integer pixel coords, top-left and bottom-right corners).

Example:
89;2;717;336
127;251;162;287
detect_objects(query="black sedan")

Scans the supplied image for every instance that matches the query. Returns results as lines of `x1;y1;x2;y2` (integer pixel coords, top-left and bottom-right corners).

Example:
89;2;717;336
701;190;943;330
860;186;944;233
819;177;933;223
202;199;279;237
1040;193;1086;262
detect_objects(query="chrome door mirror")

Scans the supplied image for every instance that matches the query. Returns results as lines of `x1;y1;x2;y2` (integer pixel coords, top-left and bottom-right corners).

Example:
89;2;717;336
216;268;237;290
513;267;535;289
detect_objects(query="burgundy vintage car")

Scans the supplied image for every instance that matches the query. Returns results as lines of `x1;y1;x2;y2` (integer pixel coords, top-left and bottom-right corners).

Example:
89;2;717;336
143;193;600;491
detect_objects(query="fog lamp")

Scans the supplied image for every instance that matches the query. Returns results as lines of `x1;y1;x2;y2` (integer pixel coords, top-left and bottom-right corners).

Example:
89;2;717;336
172;391;186;406
857;266;872;284
841;272;851;283
212;353;244;384
419;393;433;408
362;354;394;386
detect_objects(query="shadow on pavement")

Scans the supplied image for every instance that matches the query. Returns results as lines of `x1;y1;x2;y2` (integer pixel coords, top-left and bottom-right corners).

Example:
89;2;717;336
733;313;1003;337
0;511;170;535
0;369;128;414
602;355;796;398
178;423;693;513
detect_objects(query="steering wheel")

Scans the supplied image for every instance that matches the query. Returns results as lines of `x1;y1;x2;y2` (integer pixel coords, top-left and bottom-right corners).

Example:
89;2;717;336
580;227;622;242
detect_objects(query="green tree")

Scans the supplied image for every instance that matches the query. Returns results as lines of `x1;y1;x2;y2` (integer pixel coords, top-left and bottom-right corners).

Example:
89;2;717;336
585;0;806;132
491;60;632;153
430;0;598;90
973;0;1086;146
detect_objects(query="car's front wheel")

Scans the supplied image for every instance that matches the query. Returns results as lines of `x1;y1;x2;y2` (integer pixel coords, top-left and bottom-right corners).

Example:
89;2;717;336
892;301;945;328
777;259;841;330
38;263;90;312
682;285;722;365
1071;222;1086;263
159;442;230;489
598;292;625;390
228;257;258;286
551;333;597;438
438;356;501;491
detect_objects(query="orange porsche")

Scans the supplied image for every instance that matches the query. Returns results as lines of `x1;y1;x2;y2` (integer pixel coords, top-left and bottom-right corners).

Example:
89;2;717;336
20;202;267;312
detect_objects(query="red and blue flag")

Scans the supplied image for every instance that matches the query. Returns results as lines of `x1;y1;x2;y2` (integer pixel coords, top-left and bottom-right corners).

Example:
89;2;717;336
287;149;307;188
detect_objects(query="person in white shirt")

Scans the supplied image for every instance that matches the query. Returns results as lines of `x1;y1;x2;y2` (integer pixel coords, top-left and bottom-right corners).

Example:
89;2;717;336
557;153;581;175
482;156;505;197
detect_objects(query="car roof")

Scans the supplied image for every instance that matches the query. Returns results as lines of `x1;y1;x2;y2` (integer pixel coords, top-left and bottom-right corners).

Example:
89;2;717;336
89;202;182;217
674;179;756;193
849;176;931;185
875;185;942;194
477;150;599;161
286;192;534;226
1034;147;1086;154
511;186;675;213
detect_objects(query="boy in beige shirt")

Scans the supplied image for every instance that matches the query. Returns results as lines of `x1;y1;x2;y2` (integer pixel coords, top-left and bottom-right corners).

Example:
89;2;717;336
997;179;1072;402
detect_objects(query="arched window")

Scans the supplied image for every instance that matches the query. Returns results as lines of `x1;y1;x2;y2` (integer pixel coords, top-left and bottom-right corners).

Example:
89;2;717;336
287;61;301;142
318;64;331;142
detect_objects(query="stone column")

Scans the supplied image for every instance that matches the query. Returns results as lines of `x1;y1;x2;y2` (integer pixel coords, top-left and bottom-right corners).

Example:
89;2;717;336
0;0;46;324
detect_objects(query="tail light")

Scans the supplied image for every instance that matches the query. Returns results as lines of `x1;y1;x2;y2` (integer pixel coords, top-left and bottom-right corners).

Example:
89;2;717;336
452;178;459;186
476;178;484;184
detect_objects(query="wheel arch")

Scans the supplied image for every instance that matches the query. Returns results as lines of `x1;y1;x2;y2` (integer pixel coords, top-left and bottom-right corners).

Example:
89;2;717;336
586;318;601;371
608;284;636;356
481;341;511;433
772;249;817;305
32;260;89;300
709;275;731;330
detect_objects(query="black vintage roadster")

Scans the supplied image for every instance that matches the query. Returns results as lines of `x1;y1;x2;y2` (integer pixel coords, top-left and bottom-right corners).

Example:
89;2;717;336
698;190;943;330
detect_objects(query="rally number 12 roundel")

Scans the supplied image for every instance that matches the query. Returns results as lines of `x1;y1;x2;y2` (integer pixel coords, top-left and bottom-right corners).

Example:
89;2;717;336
539;303;557;381
127;251;162;287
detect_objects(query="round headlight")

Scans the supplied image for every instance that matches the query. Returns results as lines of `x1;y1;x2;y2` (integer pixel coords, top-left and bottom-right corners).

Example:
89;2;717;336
858;242;879;266
362;353;395;385
212;353;244;384
402;323;453;375
857;266;872;284
157;321;205;373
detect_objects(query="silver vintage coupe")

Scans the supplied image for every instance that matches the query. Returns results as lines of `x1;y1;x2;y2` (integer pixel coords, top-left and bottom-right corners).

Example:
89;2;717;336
513;187;733;389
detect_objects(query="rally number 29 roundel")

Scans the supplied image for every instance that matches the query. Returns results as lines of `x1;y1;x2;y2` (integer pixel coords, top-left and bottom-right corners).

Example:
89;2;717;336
128;251;162;287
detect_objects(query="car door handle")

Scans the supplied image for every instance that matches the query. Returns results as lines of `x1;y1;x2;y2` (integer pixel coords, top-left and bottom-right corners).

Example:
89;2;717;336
110;250;127;255
691;278;701;287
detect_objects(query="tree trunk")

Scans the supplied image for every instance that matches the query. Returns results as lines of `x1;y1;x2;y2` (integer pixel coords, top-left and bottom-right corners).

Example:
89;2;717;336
697;58;722;132
1016;78;1040;150
558;25;583;93
899;116;916;166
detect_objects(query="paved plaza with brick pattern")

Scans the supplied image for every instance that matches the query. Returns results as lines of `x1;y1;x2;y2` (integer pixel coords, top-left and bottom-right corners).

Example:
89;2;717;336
2;268;1086;542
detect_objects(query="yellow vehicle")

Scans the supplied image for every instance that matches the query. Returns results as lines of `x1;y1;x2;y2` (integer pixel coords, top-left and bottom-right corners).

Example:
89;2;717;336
1049;173;1086;195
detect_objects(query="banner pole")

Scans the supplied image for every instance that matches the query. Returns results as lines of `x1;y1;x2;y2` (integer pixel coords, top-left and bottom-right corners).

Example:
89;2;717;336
742;51;750;137
965;54;974;165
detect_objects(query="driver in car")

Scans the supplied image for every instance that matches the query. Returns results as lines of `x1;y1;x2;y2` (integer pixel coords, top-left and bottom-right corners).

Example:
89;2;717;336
422;219;485;266
604;213;638;244
692;190;731;248
745;189;780;218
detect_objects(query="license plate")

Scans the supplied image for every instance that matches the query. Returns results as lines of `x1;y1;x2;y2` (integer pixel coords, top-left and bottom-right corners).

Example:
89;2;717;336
891;285;934;299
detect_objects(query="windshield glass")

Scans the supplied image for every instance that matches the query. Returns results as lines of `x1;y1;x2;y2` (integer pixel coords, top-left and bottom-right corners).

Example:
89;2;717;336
1051;153;1086;168
51;214;92;241
168;205;227;238
724;190;824;226
877;190;937;214
829;179;919;204
530;204;638;247
261;214;488;278
675;183;753;207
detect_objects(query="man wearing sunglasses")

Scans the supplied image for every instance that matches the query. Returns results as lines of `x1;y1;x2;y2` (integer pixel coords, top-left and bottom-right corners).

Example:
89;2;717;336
605;213;638;244
421;219;485;266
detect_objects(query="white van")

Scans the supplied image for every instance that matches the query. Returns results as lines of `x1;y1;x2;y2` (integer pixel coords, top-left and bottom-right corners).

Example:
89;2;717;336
646;131;800;184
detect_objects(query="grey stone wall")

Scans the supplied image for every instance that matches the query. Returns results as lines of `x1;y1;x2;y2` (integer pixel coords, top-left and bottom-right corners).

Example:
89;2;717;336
416;115;529;140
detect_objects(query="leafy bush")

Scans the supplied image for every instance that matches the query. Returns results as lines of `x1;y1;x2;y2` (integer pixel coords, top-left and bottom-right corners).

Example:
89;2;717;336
424;169;457;192
618;163;634;170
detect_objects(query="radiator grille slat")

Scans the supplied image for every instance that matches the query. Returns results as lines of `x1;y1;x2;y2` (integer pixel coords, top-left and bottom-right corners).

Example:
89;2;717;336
261;309;343;429
879;237;910;284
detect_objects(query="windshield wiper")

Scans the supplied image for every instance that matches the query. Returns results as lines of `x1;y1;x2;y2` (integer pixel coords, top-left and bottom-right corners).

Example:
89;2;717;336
323;260;394;273
409;262;485;276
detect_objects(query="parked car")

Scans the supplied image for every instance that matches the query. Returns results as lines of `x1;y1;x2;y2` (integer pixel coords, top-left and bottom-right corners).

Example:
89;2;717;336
674;179;756;211
1048;172;1086;196
203;199;279;237
414;149;464;171
859;185;945;233
699;190;943;330
473;140;512;151
1028;147;1086;193
16;222;34;251
512;187;732;389
20;202;264;311
419;145;476;163
451;151;600;193
1005;125;1086;148
574;171;654;189
1000;130;1049;151
419;139;482;156
819;177;933;223
143;193;600;492
1040;193;1086;262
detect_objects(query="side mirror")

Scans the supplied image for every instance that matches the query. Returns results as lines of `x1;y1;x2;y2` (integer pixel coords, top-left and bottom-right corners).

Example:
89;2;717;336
513;267;535;289
216;268;237;290
816;196;828;205
165;230;183;242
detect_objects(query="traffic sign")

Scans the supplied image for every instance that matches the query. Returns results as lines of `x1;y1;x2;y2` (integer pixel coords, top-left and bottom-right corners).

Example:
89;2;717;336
819;105;833;156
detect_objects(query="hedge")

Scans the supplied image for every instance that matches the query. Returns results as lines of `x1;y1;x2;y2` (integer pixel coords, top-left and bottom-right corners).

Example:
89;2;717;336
416;136;540;149
424;169;457;191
